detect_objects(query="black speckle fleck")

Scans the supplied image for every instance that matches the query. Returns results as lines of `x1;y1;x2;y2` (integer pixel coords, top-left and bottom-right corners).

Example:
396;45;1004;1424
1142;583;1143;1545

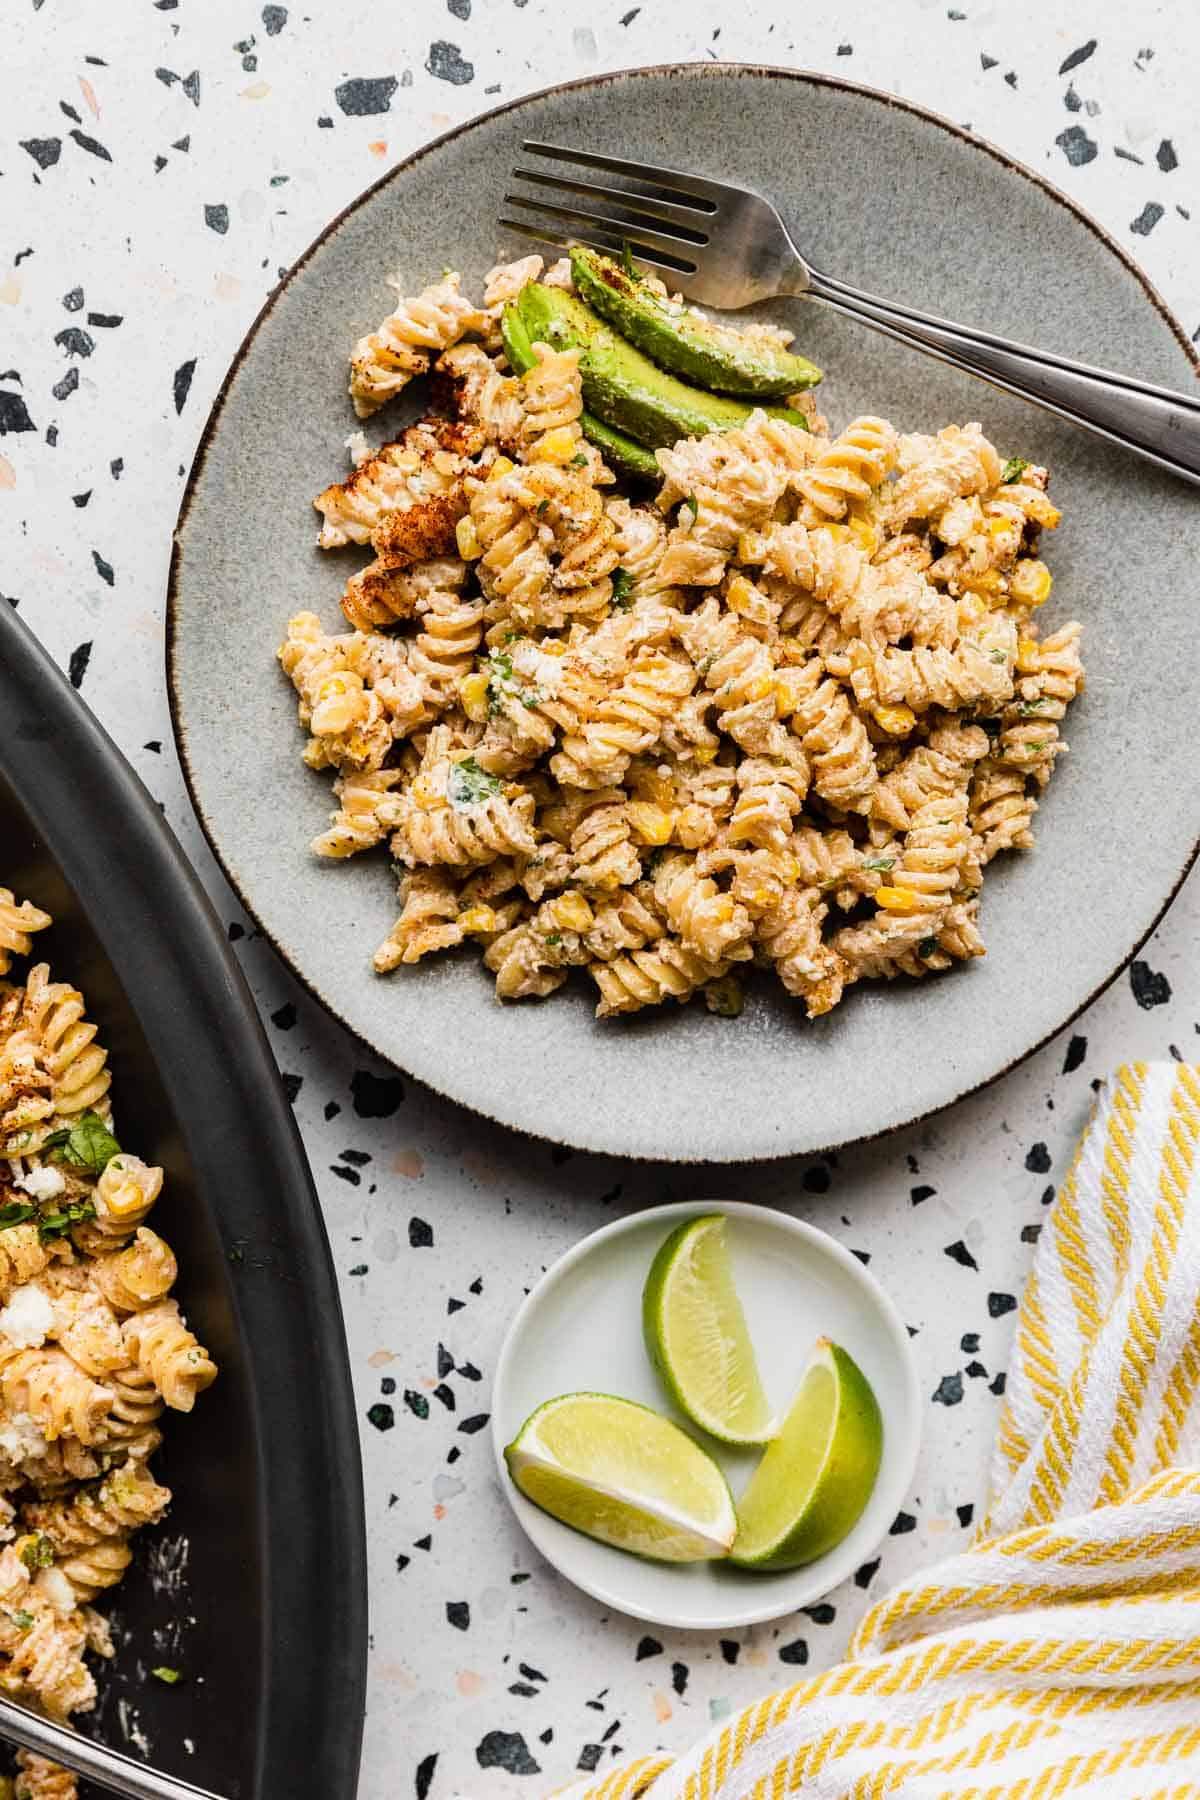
204;203;229;234
988;1291;1018;1318
72;491;91;508
317;115;333;128
620;6;640;20
330;1164;360;1186
890;1510;917;1535
1157;139;1178;173
271;1002;296;1030
1056;125;1098;166
458;1361;481;1381
719;1639;739;1663
340;1148;370;1167
802;1164;831;1194
173;358;197;414
281;1072;302;1103
446;1600;470;1630
1041;1184;1055;1206
447;0;471;15
1025;1142;1051;1174
933;1373;964;1406
414;1534;432;1551
447;1297;465;1314
635;1636;661;1660
415;1753;437;1800
87;312;122;329
437;1343;454;1378
404;1390;429;1420
509;1683;537;1698
68;642;92;689
426;41;474;84
0;393;35;435
1063;1033;1087;1073
263;3;288;29
944;1240;978;1271
157;67;180;87
1021;1222;1042;1244
518;1663;545;1682
476;1732;540;1776
409;1216;433;1248
1130;959;1171;1007
671;1662;688;1695
1058;39;1097;75
469;1277;483;1296
961;1332;980;1353
62;287;84;311
21;138;62;170
980;54;998;71
91;550;114;585
576;1747;602;1774
352;1069;404;1116
910;1184;936;1206
966;1360;988;1379
957;1502;974;1527
990;1371;1007;1395
380;1376;395;1395
836;43;852;56
145;741;162;755
69;128;112;162
323;1101;340;1121
52;367;79;401
366;1402;394;1431
802;1602;836;1624
433;1383;455;1410
458;1413;489;1435
1064;83;1082;113
396;1553;410;1572
1115;147;1144;165
183;71;201;105
854;1559;880;1589
1131;202;1164;236
1004;70;1017;87
335;75;399;115
778;1639;808;1664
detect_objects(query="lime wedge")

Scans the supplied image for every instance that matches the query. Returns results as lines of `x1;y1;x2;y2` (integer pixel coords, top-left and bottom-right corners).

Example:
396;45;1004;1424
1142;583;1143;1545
643;1214;776;1446
731;1339;882;1569
504;1392;736;1562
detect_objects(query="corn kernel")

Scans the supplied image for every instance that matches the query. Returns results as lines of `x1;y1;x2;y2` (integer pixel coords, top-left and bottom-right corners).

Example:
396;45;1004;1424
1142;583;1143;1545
487;454;515;482
627;802;675;846
871;703;917;737
634;767;675;807
744;674;774;704
1023;492;1061;530
1016;636;1041;673
534;426;578;466
459;669;491;722
875;885;921;912
551;892;594;932
846;512;878;553
737;531;768;564
713;897;735;922
692;742;719;766
963;567;1005;599
1010;559;1053;608
725;574;758;614
457;904;497;935
455;515;482;560
411;774;447;811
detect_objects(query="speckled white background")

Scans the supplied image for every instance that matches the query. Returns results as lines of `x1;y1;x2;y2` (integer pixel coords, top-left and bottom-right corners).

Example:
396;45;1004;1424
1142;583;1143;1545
3;3;1199;1797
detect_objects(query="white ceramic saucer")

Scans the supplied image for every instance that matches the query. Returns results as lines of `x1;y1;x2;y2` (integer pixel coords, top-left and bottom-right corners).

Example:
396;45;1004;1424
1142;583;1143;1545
491;1201;921;1631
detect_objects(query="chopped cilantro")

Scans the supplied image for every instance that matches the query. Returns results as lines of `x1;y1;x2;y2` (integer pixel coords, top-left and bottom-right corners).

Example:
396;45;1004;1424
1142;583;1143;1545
44;1111;121;1176
611;567;635;608
697;652;717;679
989;647;1009;664
1024;738;1049;753
152;1666;183;1685
10;1610;34;1631
488;650;515;683
620;241;642;284
863;856;896;872
569;451;589;468
37;1200;97;1242
1017;697;1049;716
680;492;699;525
536;497;550;517
446;757;501;810
543;932;562;947
917;937;940;959
19;1536;53;1571
0;1201;36;1231
1001;456;1030;485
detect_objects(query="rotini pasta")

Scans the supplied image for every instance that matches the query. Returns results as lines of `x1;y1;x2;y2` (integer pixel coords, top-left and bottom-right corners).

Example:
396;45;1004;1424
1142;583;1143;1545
279;260;1082;1018
0;898;217;1788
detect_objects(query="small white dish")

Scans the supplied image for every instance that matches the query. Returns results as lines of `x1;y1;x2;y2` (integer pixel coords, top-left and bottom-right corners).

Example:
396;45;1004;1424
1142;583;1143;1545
491;1201;921;1631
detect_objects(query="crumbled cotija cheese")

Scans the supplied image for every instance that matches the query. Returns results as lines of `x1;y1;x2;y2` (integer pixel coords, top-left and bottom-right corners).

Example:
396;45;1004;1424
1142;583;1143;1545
15;1165;65;1202
0;1410;47;1464
0;1283;54;1350
510;642;564;697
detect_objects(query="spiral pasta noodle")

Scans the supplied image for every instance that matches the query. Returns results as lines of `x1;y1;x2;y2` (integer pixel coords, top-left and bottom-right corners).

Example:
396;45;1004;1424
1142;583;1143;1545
277;261;1082;1019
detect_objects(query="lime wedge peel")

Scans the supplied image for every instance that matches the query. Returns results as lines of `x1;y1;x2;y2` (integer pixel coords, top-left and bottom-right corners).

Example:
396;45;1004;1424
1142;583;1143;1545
731;1338;883;1570
504;1391;736;1563
643;1214;777;1447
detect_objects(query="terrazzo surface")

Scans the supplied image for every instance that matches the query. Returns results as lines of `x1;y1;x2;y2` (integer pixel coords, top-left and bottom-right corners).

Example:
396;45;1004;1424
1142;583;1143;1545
3;2;1200;1796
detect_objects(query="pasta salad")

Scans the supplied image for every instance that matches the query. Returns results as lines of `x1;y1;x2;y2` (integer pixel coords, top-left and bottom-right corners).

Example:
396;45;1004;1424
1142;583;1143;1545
0;888;217;1800
278;254;1083;1021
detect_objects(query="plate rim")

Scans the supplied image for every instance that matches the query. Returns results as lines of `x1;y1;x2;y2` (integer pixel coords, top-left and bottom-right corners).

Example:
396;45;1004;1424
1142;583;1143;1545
166;61;1200;1161
489;1197;923;1629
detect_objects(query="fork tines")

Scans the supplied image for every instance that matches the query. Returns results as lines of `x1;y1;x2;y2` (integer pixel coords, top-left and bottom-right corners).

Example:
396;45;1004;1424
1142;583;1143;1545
501;139;716;277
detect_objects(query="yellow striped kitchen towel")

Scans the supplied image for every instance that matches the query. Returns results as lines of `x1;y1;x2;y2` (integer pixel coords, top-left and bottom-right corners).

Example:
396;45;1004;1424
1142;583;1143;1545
569;1062;1200;1800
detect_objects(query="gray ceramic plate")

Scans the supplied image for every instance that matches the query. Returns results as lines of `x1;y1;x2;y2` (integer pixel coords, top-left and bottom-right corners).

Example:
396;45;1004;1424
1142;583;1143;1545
169;65;1200;1162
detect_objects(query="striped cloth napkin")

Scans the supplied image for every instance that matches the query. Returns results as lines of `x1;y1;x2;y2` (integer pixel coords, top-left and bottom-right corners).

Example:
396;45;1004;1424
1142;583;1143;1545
566;1061;1200;1800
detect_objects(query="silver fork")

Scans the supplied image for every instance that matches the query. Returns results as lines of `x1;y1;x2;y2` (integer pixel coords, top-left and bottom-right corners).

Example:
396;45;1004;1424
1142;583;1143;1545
503;141;1200;485
0;1692;226;1800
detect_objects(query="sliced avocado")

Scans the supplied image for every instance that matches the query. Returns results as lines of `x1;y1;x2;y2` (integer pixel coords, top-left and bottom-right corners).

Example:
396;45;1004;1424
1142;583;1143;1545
570;247;821;399
516;283;810;451
501;303;660;483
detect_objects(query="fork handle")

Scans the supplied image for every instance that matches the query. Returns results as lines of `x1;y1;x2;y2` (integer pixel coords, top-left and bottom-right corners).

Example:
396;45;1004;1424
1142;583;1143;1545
0;1693;226;1800
804;267;1200;485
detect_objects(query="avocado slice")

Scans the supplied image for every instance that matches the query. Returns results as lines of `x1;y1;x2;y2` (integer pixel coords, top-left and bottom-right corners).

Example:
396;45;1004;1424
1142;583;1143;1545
501;304;660;483
570;247;821;399
516;283;810;451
